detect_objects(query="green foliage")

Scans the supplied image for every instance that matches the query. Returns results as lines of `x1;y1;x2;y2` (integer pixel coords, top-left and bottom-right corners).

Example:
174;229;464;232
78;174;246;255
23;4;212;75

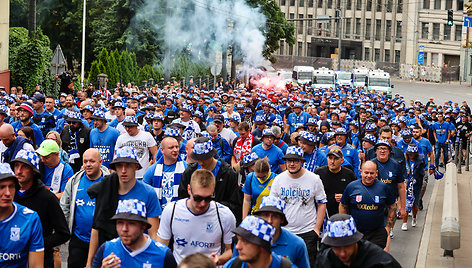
9;27;54;95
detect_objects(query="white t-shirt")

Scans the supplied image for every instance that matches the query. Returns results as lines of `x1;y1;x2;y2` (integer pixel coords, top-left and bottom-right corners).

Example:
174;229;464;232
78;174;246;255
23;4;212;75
172;118;201;140
105;111;116;121
269;170;327;234
116;122;145;134
157;199;236;263
219;128;237;145
115;130;157;178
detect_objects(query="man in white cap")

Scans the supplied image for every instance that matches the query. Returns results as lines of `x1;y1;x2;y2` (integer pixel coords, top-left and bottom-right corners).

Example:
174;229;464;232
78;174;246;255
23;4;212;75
91;199;176;268
316;214;401;267
269;146;327;267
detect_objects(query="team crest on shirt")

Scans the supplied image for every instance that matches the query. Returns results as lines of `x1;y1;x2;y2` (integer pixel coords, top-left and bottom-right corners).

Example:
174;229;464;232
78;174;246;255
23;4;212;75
389;171;392;177
143;262;152;268
10;226;20;241
80;138;85;144
356;195;362;202
206;222;214;233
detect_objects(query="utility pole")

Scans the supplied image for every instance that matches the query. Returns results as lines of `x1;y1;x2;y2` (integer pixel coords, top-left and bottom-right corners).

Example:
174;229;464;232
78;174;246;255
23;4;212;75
80;0;86;88
337;6;342;71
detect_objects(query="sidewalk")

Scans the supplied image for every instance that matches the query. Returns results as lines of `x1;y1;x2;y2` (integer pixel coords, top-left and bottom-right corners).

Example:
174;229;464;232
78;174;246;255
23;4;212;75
416;166;472;267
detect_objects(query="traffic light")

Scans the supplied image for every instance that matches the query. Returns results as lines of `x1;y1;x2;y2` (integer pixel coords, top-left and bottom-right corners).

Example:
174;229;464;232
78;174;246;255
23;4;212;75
335;9;340;23
447;9;453;26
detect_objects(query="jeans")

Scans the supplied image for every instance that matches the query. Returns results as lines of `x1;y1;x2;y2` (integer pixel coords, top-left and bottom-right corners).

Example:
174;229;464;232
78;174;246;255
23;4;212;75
435;142;448;167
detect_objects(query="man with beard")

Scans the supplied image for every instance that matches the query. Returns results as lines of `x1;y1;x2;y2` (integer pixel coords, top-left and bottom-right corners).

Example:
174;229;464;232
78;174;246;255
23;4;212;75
89;110;120;168
172;104;201;140
11;102;44;146
270;146;327;267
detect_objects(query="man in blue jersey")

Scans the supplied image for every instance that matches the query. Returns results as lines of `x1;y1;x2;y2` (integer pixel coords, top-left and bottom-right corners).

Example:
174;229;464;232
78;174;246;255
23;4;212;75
144;137;187;209
340;161;397;251
0;163;44;267
60;149;110;268
92;199;176;268
45;96;63;121
36;140;74;199
32;93;56;137
224;215;292;268
108;101;126;128
432;113;453;167
286;102;311;134
251;129;286;174
253;196;310;268
412;126;434;210
89;110;120;168
334;128;361;178
86;146;162;268
299;131;327;173
11;102;44;146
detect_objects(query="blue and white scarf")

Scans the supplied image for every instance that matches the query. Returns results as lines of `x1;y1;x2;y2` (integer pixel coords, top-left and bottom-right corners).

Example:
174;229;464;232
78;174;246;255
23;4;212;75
152;156;187;208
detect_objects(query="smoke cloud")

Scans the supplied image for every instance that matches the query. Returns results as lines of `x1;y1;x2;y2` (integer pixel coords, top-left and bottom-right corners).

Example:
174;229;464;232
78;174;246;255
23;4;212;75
128;0;267;74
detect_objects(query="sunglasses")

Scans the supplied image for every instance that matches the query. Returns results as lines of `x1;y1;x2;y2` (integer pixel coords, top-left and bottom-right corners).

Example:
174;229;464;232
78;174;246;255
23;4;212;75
190;188;214;203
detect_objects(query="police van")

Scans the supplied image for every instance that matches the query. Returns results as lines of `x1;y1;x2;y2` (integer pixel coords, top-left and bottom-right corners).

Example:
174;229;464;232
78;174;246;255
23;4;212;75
313;67;335;89
353;68;369;88
292;66;315;85
367;69;393;98
335;71;353;87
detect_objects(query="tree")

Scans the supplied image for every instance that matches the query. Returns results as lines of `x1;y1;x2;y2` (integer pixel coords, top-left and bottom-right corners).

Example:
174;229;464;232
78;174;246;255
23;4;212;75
9;27;54;95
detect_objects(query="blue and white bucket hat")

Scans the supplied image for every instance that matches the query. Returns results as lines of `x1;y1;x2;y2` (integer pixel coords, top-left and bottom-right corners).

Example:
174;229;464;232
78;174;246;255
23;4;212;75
113;101;126;109
0;163;17;182
306;117;317;126
232;215;275;252
81;105;94;113
90;109;106;120
362;134;377;145
66;111;83;123
111;199;151;229
253;196;288;226
10;149;40;174
110;146;142;170
406;144;419;155
262;129;275;138
298;131;317;146
272;118;284;128
321;214;363;247
164;127;182;139
241;152;259;168
122;116;138;127
191;137;217;161
282;146;305;162
153;113;164;122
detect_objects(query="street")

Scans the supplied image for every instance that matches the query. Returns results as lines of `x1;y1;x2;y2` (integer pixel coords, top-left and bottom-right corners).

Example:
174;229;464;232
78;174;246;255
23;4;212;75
391;79;472;106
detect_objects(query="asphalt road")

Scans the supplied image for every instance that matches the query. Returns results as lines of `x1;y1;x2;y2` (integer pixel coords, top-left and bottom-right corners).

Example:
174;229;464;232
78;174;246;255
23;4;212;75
391;79;472;106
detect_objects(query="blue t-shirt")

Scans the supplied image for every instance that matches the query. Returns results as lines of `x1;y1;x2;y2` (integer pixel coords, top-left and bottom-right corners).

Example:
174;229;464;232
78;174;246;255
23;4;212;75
287;111;312;134
341;179;395;233
0;203;44;267
251;144;285;174
224;252;294;268
90;126;121;167
272;228;309;268
109;118;123;128
416;137;433;169
432;121;452;144
119;180;162;218
92;237;175;268
242;172;276;213
374;158;403;198
73;173;103;243
42;160;74;193
11;121;44;147
50;108;63;121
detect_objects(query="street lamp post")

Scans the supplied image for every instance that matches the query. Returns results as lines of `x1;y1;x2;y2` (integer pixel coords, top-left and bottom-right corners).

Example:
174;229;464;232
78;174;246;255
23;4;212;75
80;0;86;88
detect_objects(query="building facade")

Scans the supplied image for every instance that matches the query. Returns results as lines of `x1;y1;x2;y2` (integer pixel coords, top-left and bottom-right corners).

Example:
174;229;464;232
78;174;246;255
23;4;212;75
276;0;465;68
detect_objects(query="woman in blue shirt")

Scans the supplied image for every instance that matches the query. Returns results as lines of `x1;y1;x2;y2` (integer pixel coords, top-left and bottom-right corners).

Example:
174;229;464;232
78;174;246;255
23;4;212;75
242;159;276;219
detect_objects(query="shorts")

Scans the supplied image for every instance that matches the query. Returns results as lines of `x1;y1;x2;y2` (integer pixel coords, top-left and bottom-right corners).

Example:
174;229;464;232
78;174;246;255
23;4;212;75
363;227;388;249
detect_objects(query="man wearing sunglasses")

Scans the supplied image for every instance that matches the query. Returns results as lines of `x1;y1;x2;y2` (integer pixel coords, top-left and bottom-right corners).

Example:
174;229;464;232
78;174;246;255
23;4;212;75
157;169;236;265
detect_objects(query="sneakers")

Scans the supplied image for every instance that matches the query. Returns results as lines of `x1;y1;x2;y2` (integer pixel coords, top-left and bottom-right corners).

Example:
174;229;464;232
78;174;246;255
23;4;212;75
402;223;408;231
412;218;417;227
390;229;394;238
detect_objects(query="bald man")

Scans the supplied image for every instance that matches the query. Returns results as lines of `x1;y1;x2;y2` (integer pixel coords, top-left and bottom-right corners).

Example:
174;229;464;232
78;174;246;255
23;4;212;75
185;138;196;163
60;148;111;268
0;123;34;163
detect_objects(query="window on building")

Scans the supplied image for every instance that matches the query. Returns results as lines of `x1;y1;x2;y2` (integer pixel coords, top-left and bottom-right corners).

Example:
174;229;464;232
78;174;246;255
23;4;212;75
307;43;312;56
375;48;380;61
432;53;438;66
280;41;285;54
424;53;428;65
290;0;295;6
367;0;372;11
434;0;441;9
345;18;351;38
395;50;401;63
455;25;463;41
318;0;323;8
385;20;392;41
328;0;333;8
397;0;403;13
365;48;370;60
432;23;440;39
290;13;294;20
457;0;464;10
444;24;451;40
281;0;286;6
347;0;352;10
396;21;402;42
289;45;293;55
375;19;382;40
385;50;390;62
309;0;314;7
355;18;361;39
387;0;393;12
377;0;383;11
298;42;303;56
356;0;362;10
423;0;430;9
366;19;371;40
422;23;429;39
299;0;305;7
446;0;452;9
298;14;304;34
308;15;313;35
